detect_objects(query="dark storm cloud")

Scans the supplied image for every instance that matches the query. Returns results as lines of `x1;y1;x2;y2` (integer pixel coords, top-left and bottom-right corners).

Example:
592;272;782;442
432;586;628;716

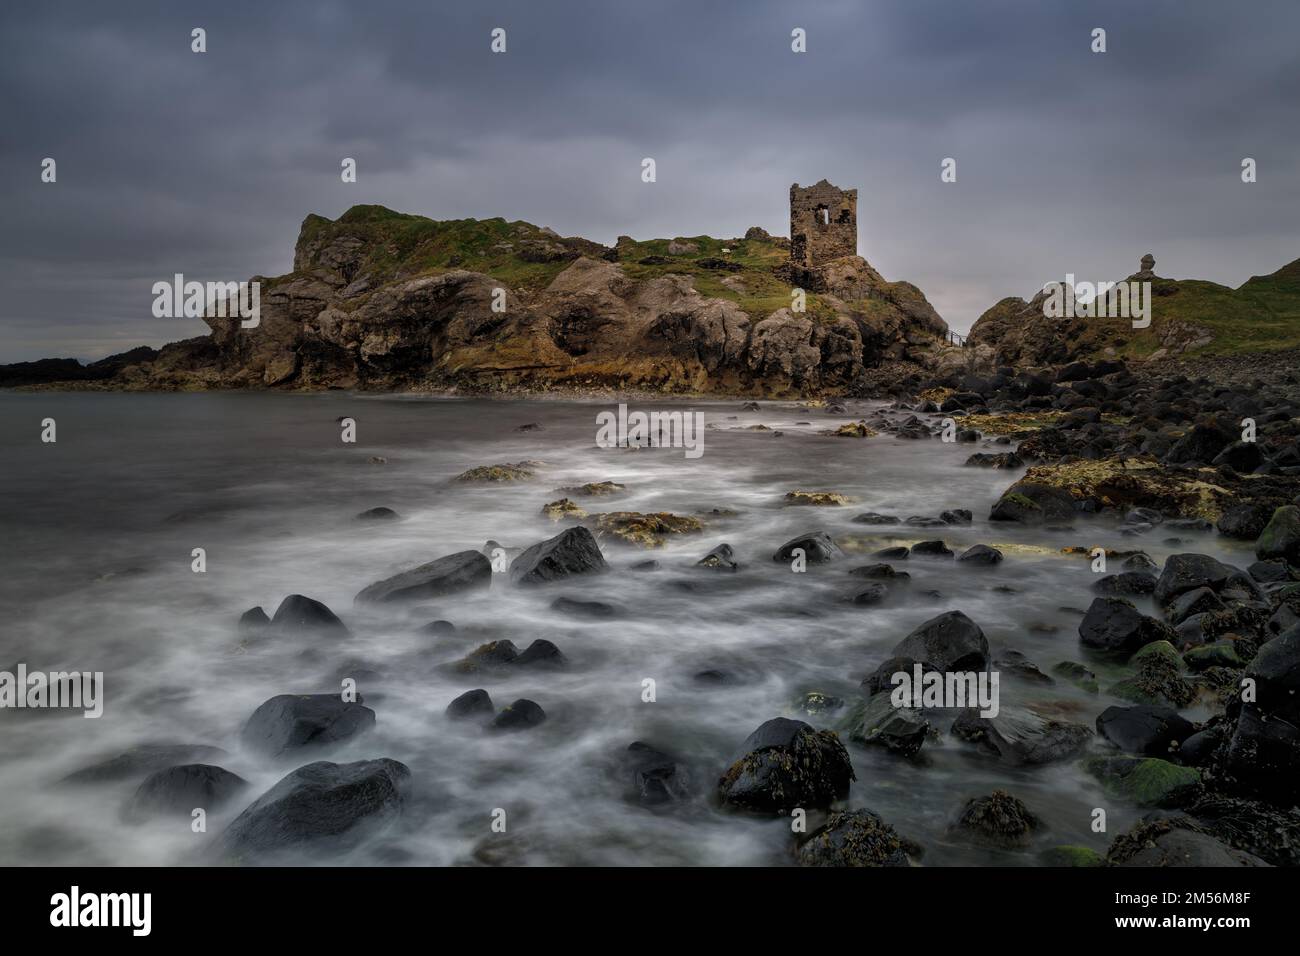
1;0;1297;361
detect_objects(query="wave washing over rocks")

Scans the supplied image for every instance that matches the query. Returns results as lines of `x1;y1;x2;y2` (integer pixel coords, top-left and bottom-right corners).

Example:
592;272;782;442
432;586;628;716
1;386;1298;867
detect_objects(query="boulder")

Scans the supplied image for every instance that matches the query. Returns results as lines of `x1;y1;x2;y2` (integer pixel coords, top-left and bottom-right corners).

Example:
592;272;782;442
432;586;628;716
491;698;547;731
1256;505;1300;567
1153;553;1256;607
445;689;494;720
1095;704;1195;756
891;610;989;671
797;809;912;867
1078;597;1177;656
125;764;248;819
355;550;492;603
270;595;348;637
717;717;854;814
696;543;738;571
951;707;1091;765
623;741;690;805
847;694;929;757
773;531;842;564
241;694;375;758
509;526;608;584
957;544;1003;565
952;790;1039;848
213;759;409;862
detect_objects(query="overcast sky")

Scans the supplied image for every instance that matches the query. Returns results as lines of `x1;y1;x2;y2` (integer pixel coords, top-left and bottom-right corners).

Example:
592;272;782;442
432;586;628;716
2;0;1298;362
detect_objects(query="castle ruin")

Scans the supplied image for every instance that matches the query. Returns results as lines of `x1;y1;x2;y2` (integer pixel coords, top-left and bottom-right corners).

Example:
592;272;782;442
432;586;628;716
789;180;857;270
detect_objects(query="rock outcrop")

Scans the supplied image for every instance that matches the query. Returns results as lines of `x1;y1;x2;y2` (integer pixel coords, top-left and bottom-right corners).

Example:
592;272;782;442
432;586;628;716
9;205;949;396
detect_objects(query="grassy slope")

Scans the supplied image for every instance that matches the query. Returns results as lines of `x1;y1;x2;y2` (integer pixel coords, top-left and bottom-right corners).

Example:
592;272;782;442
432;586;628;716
1079;258;1300;358
290;205;852;324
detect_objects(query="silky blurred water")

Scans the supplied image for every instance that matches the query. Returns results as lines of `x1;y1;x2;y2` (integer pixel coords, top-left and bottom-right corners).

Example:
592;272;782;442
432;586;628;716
0;392;1259;866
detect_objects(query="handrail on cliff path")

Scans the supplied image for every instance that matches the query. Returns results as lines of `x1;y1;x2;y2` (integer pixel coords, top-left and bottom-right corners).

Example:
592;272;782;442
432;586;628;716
945;329;968;348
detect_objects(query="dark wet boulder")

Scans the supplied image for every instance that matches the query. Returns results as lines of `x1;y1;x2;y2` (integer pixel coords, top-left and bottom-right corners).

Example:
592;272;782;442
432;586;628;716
445;689;494;720
420;619;457;637
1091;571;1157;596
952;790;1039;848
849;563;907;580
1079;597;1177;656
1096;704;1195;756
62;742;228;785
1166;422;1235;465
1256;505;1300;567
1249;559;1293;584
212;759;409;863
1224;625;1300;801
551;596;619;618
1107;818;1269;867
241;694;375;758
957;544;1003;565
1153;553;1257;608
874;546;910;560
450;640;520;673
989;482;1076;525
892;610;989;671
1211;504;1274;541
992;649;1053;684
125;764;248;820
851;583;888;606
355;550;492;604
356;507;399;521
847;694;929;756
951;707;1092;765
941;509;973;525
717;717;854;814
773;531;842;564
851;512;900;524
491;698;547;731
796;809;913;867
1166;586;1224;625
1123;552;1159;573
239;607;270;635
509;526;609;585
1212;440;1264;473
695;543;738;571
512;639;567;668
270;595;348;637
911;540;953;557
623;741;690;805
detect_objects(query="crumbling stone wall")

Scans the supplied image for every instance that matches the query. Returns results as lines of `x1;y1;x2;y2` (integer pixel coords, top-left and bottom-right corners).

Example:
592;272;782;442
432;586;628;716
789;180;857;269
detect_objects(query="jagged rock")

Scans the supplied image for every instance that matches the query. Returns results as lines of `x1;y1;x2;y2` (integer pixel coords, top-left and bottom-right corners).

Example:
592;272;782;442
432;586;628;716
891;610;989;671
951;707;1092;765
509;526;608;584
1106;818;1269;867
696;543;738;571
847;694;929;756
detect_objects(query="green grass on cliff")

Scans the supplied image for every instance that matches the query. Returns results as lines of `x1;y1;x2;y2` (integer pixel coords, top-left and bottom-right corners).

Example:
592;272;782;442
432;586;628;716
1080;258;1300;358
292;205;847;322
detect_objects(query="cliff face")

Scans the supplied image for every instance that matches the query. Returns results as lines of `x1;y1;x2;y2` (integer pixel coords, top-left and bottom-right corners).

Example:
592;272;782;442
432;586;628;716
26;204;951;396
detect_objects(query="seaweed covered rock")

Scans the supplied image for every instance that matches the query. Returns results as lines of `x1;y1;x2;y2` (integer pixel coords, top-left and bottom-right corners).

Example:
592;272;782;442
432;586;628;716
717;717;854;814
952;790;1039;848
796;808;913;867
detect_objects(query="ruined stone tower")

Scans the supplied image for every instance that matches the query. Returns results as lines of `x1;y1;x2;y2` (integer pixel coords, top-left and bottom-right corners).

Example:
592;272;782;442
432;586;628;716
789;180;857;269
